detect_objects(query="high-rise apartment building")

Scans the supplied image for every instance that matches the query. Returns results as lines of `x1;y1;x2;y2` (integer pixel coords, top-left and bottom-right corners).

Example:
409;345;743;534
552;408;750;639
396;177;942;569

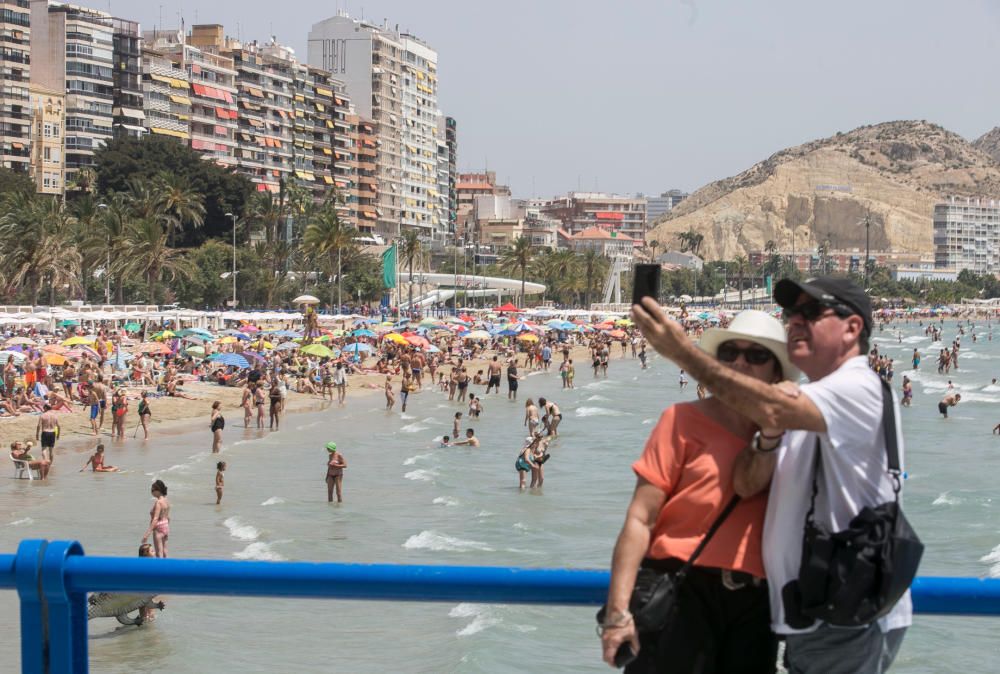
111;17;143;138
141;45;191;142
542;192;647;243
27;83;63;194
0;0;31;173
645;189;688;222
444;116;457;234
308;13;443;240
933;197;1000;273
30;0;115;186
354;116;378;234
144;28;239;168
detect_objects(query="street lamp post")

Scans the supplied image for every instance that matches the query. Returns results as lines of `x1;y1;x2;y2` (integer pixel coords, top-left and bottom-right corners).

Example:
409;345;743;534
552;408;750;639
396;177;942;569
225;212;237;306
453;237;463;312
97;203;109;305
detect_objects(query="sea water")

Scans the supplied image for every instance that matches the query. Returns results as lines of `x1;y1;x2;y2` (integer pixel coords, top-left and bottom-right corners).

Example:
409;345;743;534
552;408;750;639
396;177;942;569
1;321;999;673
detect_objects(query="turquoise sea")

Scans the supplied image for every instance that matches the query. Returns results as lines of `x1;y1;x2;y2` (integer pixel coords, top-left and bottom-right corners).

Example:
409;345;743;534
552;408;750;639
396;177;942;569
1;320;999;672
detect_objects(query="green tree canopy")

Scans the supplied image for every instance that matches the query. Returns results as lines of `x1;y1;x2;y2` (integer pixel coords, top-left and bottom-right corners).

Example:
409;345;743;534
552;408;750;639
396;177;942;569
93;135;253;246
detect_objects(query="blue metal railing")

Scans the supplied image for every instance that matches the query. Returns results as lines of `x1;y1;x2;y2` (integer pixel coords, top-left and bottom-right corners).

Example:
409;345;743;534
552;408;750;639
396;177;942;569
3;540;1000;673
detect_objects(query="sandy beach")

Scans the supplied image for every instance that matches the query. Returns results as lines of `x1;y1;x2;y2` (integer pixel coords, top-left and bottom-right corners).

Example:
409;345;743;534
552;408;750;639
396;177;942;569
2;343;600;462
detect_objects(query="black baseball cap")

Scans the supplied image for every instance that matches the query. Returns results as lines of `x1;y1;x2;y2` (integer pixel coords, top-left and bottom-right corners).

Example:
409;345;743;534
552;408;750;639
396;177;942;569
773;276;873;334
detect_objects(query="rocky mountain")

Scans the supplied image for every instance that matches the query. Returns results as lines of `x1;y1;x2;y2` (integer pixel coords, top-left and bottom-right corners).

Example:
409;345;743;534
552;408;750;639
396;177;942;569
648;120;1000;261
972;126;1000;164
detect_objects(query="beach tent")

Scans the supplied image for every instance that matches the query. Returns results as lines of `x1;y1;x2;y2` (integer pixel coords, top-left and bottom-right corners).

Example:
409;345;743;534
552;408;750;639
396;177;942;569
494;303;522;313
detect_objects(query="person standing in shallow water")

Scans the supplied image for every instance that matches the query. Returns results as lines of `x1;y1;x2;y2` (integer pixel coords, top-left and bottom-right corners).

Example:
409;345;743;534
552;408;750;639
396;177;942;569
210;400;225;452
325;442;346;503
141;480;171;558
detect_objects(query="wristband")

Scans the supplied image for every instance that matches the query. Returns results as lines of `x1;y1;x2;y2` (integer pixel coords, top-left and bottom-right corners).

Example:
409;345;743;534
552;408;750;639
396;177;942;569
759;431;785;440
752;431;781;453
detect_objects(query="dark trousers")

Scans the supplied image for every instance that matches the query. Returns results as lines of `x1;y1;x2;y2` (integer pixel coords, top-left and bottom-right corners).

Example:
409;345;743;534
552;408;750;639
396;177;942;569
626;561;777;674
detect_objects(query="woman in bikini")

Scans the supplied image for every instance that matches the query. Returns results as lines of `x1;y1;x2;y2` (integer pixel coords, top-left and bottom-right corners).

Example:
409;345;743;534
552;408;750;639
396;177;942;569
110;389;128;441
254;383;266;429
240;384;253;427
4;355;17;396
524;398;540;435
141;480;171;558
137;391;152;440
384;375;395;410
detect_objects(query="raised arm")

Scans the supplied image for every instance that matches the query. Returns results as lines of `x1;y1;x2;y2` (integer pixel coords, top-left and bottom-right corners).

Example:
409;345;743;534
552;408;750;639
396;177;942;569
632;298;825;433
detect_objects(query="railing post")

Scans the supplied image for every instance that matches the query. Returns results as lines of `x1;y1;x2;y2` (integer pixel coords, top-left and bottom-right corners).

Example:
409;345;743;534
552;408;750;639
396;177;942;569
41;541;88;674
15;540;46;674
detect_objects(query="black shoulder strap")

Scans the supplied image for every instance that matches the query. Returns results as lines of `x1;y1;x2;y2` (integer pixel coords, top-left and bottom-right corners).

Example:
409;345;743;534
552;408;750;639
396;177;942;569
808;376;902;522
677;494;740;579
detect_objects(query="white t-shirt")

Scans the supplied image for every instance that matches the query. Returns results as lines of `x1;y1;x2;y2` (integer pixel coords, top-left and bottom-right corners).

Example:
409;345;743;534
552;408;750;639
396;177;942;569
762;356;913;634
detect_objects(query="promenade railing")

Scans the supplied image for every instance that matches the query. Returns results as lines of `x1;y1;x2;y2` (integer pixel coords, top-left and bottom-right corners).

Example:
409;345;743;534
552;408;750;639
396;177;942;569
3;539;1000;673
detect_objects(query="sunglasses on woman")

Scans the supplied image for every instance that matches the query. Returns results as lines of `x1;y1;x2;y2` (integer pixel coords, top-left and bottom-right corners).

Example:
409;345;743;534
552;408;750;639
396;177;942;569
716;341;775;365
782;301;854;323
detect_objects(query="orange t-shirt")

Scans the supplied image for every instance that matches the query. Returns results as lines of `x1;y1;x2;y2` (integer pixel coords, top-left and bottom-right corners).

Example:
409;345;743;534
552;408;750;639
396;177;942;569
632;402;767;578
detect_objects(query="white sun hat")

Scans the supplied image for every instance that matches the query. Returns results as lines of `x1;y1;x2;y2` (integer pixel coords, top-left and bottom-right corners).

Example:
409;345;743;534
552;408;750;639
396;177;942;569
698;309;800;382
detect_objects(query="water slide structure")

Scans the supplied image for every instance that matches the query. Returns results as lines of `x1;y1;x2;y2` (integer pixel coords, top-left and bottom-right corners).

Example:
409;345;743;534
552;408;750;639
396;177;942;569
395;273;545;310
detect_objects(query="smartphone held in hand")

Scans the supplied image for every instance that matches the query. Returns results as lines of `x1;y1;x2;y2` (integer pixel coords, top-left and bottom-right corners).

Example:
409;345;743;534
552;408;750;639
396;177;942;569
632;264;661;306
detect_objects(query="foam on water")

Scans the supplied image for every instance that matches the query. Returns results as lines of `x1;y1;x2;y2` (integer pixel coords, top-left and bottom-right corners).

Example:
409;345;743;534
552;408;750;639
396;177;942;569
403;453;432;466
223;516;260;541
404;468;438;482
574;406;628;418
586;394;610;402
400;422;430;433
641;418;654;425
260;497;286;506
449;603;501;637
432;496;459;506
7;517;32;527
982;385;1000;392
979;544;1000;578
234;541;286;561
403;530;493;552
400;413;416;420
932;492;961;506
476;511;494;518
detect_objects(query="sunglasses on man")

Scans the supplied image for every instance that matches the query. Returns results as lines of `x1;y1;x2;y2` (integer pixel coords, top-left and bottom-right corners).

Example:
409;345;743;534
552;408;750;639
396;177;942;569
782;301;855;324
716;341;776;366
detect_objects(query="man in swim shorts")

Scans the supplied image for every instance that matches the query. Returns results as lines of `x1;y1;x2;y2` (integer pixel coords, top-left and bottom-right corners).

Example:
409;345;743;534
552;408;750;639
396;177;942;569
938;392;960;418
486;356;502;394
36;404;61;463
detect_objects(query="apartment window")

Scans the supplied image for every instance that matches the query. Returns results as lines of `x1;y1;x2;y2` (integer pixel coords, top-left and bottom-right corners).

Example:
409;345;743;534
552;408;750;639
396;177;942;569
43;123;52;138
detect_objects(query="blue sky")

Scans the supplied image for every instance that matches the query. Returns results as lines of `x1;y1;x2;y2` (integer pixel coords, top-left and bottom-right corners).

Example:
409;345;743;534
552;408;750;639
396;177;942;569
118;0;1000;198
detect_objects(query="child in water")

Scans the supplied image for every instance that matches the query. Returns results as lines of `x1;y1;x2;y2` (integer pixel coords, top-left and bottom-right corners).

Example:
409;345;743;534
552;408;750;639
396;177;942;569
215;461;226;504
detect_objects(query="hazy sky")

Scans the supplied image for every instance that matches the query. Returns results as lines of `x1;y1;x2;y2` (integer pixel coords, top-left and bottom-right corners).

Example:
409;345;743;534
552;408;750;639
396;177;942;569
116;0;1000;198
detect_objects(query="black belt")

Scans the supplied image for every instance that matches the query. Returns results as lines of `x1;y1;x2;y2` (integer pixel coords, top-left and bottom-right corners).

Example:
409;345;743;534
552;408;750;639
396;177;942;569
641;557;763;590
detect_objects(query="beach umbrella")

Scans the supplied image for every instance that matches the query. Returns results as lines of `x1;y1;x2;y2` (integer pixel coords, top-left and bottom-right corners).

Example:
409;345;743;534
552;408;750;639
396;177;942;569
183;345;206;357
343;342;374;353
270;330;301;338
0;350;26;363
216;336;238;345
300;344;337;358
4;337;36;346
124;322;141;332
615;318;634;326
405;334;431;349
497;329;519;337
41;344;68;354
151;330;176;340
607;329;626;339
494;302;522;313
426;344;441;353
276;342;299;351
241;325;260;333
137;342;171;355
465;330;491;341
293;294;321;305
43;354;67;366
58;319;78;327
384;333;408;345
61;335;95;346
352;329;376;338
517;333;539;342
209;353;251;369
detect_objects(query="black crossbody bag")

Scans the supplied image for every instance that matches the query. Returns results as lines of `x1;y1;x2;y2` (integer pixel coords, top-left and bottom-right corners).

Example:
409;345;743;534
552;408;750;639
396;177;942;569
782;378;923;628
597;494;740;660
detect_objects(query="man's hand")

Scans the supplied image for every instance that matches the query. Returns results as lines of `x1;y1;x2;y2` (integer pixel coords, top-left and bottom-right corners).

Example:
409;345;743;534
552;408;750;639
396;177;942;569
631;297;688;360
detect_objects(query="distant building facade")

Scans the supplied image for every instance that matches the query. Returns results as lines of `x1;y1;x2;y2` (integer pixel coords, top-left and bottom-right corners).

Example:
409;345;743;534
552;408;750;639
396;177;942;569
27;83;64;194
657;250;703;271
646;189;688;222
934;197;1000;274
1;0;31;173
542;192;647;242
570;227;635;258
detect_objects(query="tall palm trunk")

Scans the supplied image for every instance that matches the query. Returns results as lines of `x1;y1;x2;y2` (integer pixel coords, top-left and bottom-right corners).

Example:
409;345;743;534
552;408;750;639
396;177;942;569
520;266;526;307
408;257;414;313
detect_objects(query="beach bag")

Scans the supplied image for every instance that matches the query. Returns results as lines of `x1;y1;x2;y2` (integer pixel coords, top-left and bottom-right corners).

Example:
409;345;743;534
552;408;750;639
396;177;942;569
596;496;739;664
782;379;923;629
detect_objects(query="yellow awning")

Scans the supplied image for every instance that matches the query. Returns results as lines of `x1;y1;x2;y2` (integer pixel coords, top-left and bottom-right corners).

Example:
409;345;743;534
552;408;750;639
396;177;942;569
322;148;332;155
314;103;325;112
295;110;304;118
294;94;305;102
304;172;315;181
295;171;310;180
150;127;189;139
315;86;333;97
326;120;334;128
169;94;191;105
323;176;334;185
416;71;425;80
169;78;188;89
149;74;171;84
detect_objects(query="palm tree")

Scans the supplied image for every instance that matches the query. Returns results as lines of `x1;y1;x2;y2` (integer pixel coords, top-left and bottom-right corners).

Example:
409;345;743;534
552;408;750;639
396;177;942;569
155;174;206;246
734;255;748;307
499;236;534;307
81;192;132;303
302;204;356;308
580;248;609;308
113;218;191;303
0;192;82;304
398;229;422;313
646;238;661;261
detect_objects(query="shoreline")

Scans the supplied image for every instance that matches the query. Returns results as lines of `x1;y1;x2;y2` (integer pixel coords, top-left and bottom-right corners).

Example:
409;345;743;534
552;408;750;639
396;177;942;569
5;343;601;462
